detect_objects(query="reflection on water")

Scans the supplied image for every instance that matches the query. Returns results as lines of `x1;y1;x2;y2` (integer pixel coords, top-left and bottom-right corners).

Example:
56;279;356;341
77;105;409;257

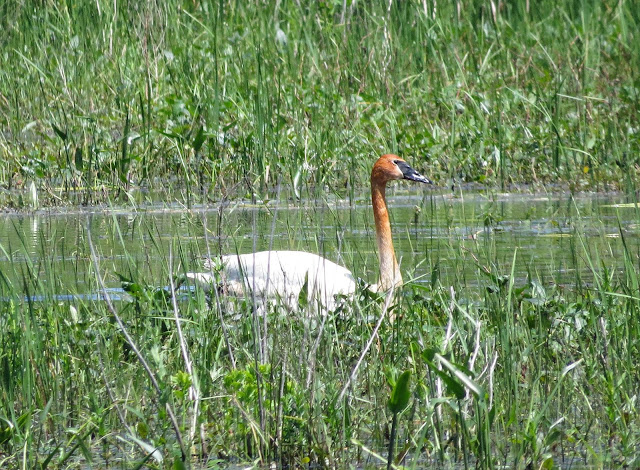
1;191;639;298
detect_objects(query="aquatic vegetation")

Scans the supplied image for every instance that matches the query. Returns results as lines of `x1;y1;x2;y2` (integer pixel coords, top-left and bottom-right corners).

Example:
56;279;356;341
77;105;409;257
0;0;639;208
1;193;640;468
1;0;639;467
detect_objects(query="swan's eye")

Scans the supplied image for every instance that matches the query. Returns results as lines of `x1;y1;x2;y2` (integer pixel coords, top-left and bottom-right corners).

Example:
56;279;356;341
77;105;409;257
393;160;399;165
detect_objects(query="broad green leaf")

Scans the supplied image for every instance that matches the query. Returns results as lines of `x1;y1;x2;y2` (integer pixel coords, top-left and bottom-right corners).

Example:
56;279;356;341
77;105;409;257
388;370;411;413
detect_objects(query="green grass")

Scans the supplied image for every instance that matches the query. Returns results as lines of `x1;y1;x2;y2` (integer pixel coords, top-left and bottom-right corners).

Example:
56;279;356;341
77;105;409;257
1;0;639;208
2;194;640;468
2;0;640;468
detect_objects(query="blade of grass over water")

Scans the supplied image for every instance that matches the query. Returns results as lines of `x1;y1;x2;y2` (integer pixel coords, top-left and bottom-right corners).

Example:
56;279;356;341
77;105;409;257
86;219;187;461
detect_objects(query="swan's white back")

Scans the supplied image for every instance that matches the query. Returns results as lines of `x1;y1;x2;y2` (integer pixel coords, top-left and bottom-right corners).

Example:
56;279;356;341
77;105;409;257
185;250;356;312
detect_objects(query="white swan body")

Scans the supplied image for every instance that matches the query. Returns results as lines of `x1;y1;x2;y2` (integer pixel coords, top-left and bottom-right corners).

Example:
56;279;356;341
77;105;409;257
185;250;356;311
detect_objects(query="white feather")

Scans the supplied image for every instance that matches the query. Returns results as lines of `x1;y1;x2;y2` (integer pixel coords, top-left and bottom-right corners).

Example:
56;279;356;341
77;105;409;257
185;250;356;312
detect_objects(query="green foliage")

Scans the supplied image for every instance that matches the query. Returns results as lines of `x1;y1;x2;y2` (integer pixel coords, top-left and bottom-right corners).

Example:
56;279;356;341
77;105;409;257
2;204;640;468
1;0;639;208
388;370;412;414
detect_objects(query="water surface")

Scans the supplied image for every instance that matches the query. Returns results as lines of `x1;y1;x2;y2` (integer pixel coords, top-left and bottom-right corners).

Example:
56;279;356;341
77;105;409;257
1;190;639;299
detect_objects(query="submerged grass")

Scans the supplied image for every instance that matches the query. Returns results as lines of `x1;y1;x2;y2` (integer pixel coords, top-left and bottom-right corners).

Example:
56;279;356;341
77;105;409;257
1;0;639;208
2;194;640;468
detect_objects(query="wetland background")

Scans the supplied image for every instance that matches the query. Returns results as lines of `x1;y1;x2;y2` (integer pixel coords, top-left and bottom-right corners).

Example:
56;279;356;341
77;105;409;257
1;0;640;468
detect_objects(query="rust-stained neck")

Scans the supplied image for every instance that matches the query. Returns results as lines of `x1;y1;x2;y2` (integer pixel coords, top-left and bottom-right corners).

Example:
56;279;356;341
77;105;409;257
371;156;403;292
371;181;403;291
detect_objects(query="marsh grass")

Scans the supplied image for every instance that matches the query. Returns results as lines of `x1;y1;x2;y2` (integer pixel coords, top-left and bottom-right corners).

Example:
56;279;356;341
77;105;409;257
2;0;640;467
1;0;639;208
1;193;640;468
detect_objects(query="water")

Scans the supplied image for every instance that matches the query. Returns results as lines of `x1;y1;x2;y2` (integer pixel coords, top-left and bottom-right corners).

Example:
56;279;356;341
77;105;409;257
1;190;639;300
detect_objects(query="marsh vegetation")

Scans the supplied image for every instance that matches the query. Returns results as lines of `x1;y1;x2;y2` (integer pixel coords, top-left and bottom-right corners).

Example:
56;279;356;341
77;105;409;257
1;0;639;206
3;192;640;469
1;0;640;469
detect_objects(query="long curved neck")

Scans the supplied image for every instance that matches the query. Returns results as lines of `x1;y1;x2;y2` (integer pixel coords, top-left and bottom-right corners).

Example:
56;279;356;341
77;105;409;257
371;180;402;292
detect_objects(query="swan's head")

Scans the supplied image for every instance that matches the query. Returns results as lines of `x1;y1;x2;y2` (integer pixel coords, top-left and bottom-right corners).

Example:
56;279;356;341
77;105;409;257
371;154;433;185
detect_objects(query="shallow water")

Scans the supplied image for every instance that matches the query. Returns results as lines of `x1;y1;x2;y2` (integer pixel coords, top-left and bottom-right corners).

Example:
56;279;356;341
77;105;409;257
1;190;639;299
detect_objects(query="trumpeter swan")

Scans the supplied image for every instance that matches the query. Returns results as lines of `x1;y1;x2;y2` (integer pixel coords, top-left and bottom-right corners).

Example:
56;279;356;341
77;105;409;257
184;154;432;310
